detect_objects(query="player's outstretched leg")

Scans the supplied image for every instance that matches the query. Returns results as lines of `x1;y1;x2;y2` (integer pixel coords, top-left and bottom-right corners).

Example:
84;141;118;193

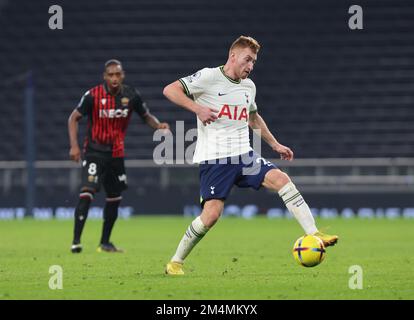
262;169;338;247
71;191;94;253
165;199;223;275
97;196;124;253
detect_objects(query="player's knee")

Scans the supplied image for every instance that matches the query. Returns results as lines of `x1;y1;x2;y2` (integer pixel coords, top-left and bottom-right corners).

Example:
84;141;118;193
79;188;95;201
202;200;224;227
265;169;291;192
77;190;94;213
106;194;122;204
209;210;222;223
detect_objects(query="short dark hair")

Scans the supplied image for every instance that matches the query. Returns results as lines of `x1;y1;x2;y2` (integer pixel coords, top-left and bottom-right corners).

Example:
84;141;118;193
104;59;123;71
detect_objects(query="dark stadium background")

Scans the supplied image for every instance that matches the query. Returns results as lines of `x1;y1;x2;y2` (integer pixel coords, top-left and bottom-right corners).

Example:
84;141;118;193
0;0;413;217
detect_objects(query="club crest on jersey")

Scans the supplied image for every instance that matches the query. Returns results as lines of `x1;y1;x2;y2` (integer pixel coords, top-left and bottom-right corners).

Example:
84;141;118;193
217;104;248;121
101;98;106;105
99;109;129;118
88;175;98;183
245;93;250;104
121;97;129;107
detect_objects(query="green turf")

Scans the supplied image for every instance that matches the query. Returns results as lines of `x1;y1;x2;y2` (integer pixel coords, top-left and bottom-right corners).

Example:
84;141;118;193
0;216;413;300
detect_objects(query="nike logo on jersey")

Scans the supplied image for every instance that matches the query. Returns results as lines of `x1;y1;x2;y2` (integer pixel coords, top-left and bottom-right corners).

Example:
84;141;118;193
218;92;229;96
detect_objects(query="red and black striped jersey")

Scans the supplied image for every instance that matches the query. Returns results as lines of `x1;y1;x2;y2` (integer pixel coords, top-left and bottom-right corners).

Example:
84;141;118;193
76;83;149;158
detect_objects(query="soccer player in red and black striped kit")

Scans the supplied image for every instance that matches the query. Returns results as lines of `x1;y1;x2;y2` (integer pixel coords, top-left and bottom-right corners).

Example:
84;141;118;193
68;59;169;253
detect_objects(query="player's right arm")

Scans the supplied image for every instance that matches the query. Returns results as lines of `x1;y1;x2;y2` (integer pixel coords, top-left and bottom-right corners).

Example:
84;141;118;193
68;90;93;162
68;109;82;162
163;70;218;125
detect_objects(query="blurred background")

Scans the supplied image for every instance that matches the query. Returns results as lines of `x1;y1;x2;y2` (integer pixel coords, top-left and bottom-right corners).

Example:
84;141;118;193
0;0;413;218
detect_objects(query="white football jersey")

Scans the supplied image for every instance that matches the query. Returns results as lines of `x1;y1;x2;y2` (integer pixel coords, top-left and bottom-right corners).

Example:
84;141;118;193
179;66;258;163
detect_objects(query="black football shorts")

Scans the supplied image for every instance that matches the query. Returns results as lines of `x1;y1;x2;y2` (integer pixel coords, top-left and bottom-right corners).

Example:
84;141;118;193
80;153;127;196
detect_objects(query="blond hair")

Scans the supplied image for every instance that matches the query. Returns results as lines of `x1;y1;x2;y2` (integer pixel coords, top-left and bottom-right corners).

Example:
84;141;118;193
229;36;261;54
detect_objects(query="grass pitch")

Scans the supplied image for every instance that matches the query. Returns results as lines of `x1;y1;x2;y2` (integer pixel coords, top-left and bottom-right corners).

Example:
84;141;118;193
0;216;413;300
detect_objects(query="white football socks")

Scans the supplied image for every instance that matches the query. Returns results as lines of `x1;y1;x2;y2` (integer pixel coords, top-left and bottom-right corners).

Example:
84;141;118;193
171;216;209;263
278;182;318;235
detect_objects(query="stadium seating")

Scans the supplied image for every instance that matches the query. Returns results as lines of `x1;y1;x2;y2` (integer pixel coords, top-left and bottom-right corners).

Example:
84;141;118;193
1;0;414;160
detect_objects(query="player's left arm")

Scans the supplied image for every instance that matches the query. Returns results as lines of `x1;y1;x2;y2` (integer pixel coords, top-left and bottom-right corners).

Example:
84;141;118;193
142;112;170;130
249;111;294;161
132;89;170;131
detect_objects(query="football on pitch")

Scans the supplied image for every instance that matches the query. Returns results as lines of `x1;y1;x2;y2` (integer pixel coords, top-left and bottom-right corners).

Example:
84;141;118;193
292;235;326;267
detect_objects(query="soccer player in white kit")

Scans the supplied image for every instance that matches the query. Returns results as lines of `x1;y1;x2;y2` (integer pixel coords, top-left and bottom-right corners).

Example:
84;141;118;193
163;36;338;275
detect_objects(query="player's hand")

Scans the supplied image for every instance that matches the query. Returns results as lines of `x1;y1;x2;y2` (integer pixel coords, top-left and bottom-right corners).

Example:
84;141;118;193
157;122;170;130
69;145;81;163
196;106;219;126
157;122;171;135
272;143;294;161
